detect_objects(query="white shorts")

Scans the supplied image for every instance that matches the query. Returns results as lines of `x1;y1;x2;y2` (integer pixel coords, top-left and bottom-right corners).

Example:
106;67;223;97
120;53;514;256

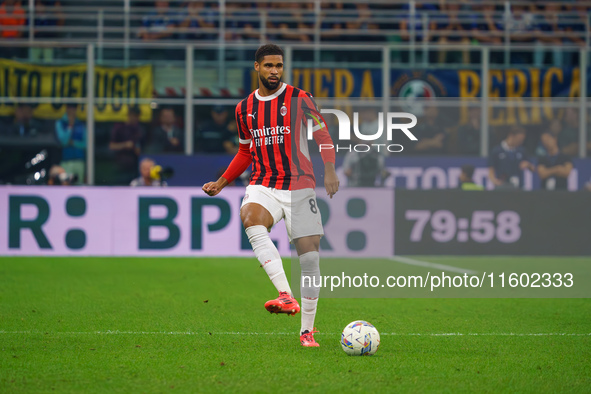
240;185;324;242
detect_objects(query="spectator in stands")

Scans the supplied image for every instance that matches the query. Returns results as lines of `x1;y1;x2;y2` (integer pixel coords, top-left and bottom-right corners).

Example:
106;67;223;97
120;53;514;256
559;108;581;157
473;3;503;45
0;0;25;38
55;104;86;184
537;132;573;191
0;0;26;58
33;0;63;37
297;3;316;42
394;3;432;62
343;140;388;187
345;4;379;42
399;2;438;44
195;105;238;154
31;0;64;61
109;106;144;185
533;3;564;67
534;116;578;158
457;106;481;155
271;3;313;42
321;2;349;42
410;105;446;155
130;157;167;187
138;0;178;41
179;1;217;40
145;107;183;154
561;3;587;65
6;104;46;137
227;2;262;43
507;4;536;64
458;164;484;191
432;2;471;64
47;164;77;186
488;125;534;189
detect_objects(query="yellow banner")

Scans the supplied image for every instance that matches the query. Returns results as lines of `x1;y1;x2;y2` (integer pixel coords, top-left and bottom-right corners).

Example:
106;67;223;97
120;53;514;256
0;59;153;122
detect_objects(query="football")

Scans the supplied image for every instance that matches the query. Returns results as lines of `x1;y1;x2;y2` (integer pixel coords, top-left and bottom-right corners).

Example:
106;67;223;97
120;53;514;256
340;320;381;356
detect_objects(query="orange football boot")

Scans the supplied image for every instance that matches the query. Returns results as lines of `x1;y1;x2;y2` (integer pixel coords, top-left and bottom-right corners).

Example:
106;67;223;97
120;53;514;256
264;291;300;316
300;328;319;347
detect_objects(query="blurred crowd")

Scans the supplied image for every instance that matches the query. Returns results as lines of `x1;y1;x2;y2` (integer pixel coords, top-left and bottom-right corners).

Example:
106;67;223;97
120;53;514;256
1;101;590;188
1;0;589;64
0;103;240;185
333;104;591;189
1;1;589;47
1;0;591;188
117;0;591;63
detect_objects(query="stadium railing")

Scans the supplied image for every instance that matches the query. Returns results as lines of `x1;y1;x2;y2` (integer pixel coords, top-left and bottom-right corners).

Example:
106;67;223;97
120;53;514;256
1;1;589;57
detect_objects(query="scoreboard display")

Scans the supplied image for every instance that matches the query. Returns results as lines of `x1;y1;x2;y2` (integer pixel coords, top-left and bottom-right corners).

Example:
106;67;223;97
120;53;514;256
394;190;591;256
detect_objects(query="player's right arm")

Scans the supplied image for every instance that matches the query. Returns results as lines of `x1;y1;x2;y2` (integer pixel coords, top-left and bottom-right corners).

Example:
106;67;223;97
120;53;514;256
203;104;252;197
202;142;250;196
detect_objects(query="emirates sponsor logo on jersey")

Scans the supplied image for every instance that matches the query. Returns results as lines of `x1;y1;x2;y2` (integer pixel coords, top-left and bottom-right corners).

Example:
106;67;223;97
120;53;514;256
249;125;291;138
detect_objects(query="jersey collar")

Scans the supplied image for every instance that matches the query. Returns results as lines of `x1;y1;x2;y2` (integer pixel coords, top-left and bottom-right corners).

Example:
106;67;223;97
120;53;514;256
255;83;287;101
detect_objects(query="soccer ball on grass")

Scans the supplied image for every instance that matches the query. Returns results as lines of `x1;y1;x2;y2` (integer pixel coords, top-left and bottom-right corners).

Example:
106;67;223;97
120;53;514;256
340;320;380;356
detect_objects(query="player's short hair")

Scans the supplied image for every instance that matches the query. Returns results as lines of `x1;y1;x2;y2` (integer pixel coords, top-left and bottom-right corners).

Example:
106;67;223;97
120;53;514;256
541;131;556;140
461;164;475;179
255;44;284;63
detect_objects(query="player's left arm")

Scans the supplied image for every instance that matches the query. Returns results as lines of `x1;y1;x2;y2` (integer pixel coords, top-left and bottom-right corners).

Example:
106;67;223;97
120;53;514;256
303;93;339;198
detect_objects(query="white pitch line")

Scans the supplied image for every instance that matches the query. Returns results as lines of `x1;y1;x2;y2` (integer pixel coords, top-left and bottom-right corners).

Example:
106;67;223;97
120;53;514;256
389;255;479;275
0;330;588;337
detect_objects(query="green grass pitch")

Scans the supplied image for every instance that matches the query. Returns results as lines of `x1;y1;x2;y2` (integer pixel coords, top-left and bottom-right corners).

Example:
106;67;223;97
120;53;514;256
1;256;590;393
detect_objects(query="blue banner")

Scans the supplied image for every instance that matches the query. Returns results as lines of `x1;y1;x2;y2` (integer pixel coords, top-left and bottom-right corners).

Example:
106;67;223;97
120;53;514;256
390;68;589;99
243;67;589;99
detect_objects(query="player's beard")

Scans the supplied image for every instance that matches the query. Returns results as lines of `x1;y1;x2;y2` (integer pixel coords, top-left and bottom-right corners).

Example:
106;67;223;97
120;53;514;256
260;74;281;90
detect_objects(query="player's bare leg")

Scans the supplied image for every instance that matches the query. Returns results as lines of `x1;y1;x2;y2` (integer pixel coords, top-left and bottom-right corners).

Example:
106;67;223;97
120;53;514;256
294;235;321;347
241;203;300;315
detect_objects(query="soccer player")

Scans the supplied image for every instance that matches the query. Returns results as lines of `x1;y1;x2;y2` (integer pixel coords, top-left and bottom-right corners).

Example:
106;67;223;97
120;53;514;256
202;44;338;347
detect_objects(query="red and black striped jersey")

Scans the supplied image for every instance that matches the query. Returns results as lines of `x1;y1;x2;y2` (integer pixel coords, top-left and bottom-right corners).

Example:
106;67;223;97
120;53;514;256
235;83;333;190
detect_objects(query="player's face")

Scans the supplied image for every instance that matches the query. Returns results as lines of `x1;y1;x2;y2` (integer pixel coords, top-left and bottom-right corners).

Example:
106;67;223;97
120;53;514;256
255;55;283;91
